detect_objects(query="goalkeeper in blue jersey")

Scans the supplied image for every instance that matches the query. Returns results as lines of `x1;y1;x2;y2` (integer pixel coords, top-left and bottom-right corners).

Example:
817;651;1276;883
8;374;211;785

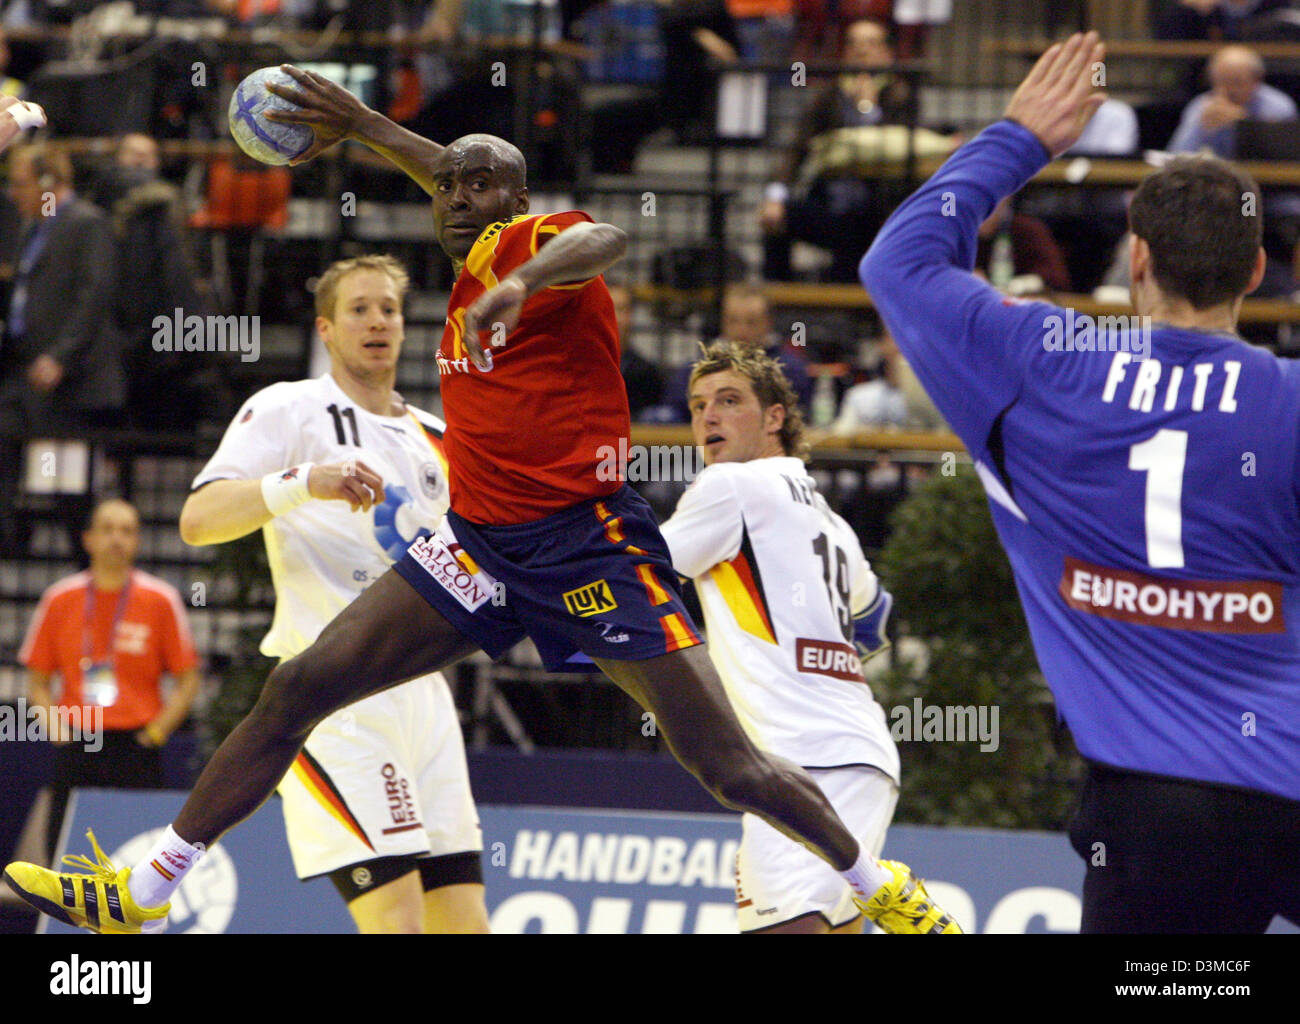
862;32;1300;933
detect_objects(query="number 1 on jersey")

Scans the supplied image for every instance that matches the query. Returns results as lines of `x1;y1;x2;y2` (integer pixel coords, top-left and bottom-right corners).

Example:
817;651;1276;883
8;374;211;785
1129;428;1187;569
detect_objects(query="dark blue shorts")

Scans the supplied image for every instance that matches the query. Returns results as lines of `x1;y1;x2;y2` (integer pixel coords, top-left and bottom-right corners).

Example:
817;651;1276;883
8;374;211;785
394;485;702;671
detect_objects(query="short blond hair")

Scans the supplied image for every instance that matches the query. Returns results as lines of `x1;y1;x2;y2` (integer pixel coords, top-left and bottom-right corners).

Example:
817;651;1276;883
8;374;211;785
688;340;810;461
314;254;410;321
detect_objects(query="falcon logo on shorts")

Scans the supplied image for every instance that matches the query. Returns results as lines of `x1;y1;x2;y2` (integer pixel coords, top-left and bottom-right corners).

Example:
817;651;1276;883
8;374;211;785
563;579;618;617
407;532;496;613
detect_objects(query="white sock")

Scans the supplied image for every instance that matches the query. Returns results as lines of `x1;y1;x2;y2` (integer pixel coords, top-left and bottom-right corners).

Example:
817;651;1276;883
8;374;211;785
127;825;205;909
841;850;894;902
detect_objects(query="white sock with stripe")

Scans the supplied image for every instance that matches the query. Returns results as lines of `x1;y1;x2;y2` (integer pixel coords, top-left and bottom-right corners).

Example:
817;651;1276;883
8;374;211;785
127;825;205;909
841;850;895;904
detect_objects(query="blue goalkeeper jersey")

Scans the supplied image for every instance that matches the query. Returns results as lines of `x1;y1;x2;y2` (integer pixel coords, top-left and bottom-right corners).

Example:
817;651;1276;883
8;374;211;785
861;119;1300;802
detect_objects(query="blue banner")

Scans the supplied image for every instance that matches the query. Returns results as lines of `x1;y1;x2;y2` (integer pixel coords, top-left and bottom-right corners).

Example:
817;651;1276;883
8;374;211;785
51;790;1298;933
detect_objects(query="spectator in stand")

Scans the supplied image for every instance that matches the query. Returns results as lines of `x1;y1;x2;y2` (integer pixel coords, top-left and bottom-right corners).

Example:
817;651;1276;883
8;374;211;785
761;17;919;281
660;0;741;143
1154;1;1299;104
608;283;665;419
1167;44;1297;156
974;197;1073;294
831;336;907;432
20;498;200;860
1168;44;1300;297
93;133;211;431
0;144;123;438
663;285;812;422
831;330;944;434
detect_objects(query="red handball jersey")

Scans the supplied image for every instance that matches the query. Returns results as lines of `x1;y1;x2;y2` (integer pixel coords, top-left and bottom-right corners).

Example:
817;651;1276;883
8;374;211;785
438;211;629;525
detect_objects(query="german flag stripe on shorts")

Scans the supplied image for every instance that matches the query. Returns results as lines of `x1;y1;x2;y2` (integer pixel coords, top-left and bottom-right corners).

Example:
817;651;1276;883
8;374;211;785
290;748;375;852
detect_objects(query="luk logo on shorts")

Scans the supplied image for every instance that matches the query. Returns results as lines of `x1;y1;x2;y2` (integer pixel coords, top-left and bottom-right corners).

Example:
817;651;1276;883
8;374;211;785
408;532;496;613
563;579;618;618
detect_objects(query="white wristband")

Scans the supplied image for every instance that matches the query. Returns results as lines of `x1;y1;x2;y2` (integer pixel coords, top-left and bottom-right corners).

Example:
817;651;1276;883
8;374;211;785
9;101;46;131
261;463;315;516
764;182;789;204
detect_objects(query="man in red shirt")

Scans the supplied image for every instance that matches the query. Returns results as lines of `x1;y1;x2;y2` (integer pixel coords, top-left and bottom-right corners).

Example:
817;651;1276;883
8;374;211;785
6;71;956;935
20;498;199;858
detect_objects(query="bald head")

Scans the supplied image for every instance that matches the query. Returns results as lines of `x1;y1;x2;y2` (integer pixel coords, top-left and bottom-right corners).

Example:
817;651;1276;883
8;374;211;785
1211;45;1265;106
430;134;531;263
439;134;527;190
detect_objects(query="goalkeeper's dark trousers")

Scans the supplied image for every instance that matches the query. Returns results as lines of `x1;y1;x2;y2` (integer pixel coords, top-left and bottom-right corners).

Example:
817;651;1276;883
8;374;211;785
1069;760;1300;933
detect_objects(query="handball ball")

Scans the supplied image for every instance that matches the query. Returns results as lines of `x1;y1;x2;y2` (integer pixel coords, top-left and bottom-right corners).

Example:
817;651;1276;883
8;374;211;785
228;67;315;165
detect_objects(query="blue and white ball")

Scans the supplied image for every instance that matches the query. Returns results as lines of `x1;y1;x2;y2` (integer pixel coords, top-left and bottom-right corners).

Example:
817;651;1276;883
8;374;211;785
228;67;315;165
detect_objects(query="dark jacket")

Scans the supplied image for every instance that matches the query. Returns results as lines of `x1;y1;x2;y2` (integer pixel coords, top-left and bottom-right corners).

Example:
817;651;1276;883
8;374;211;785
10;196;125;411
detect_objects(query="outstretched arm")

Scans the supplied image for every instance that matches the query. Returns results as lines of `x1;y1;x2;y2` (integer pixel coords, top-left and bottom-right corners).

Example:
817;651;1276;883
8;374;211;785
461;221;627;370
266;65;445;194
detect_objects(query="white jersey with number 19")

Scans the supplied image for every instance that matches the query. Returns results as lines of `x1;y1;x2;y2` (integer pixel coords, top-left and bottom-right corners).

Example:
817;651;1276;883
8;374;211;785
660;456;900;779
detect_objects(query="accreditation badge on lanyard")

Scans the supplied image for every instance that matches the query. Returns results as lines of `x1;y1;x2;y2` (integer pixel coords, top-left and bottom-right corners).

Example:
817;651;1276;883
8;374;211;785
80;577;131;708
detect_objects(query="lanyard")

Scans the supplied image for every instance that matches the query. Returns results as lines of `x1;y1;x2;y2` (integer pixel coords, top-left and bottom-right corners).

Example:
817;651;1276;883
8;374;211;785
80;574;132;671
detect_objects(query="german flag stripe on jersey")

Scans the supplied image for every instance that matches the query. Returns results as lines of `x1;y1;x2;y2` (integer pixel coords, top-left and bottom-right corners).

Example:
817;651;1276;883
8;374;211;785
707;524;777;645
660;611;701;652
410;409;451;482
637;563;672;606
290;749;374;852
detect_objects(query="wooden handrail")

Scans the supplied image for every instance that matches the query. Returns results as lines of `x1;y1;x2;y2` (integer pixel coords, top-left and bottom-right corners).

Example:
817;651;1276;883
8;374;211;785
985;39;1300;61
633;283;1300;322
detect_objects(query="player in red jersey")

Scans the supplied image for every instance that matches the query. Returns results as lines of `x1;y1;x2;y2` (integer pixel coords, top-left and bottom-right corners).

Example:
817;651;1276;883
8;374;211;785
4;69;957;935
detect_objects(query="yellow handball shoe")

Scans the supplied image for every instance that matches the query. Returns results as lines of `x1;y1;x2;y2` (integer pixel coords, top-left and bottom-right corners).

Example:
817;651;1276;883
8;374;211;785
857;860;964;934
3;829;170;934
